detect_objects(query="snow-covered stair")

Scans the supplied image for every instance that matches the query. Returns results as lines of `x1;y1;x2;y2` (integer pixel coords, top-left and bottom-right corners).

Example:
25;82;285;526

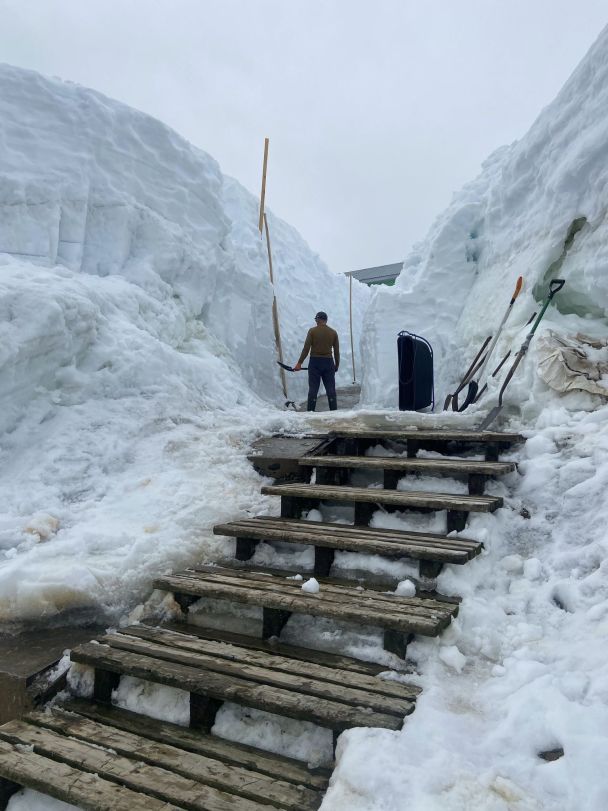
262;482;502;533
70;621;421;750
213;515;483;578
298;454;514;493
152;565;459;658
0;698;328;810
0;425;524;810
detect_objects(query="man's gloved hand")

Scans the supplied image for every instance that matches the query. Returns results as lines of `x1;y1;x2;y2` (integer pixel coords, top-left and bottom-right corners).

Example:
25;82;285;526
293;362;302;371
334;364;339;372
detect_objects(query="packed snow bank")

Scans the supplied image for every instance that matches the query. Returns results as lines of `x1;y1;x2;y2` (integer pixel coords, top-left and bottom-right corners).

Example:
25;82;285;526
0;64;367;624
325;23;608;811
323;404;608;811
0;63;368;408
361;24;608;412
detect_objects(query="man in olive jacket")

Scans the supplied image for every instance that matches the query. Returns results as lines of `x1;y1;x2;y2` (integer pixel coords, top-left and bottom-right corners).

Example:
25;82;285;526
294;311;339;411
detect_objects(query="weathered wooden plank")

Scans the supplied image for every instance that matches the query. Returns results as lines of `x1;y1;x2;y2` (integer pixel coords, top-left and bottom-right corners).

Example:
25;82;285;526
62;698;331;790
260;484;503;513
214;522;476;562
111;625;421;701
214;518;479;553
0;738;184;811
168;569;457;623
185;563;461;610
329;428;523;443
0;720;272;811
160;623;389;678
154;574;453;635
221;517;481;552
183;566;457;613
100;633;414;717
298;455;515;475
25;709;319;811
70;644;406;731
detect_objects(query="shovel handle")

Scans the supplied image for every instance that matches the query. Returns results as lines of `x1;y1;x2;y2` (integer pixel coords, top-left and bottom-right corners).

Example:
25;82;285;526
512;276;523;301
498;349;526;406
549;279;565;296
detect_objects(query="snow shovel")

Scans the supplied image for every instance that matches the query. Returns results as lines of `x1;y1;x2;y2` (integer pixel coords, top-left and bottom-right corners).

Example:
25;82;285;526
479;279;565;430
457;276;523;412
472;311;537;403
277;361;308;372
444;335;492;411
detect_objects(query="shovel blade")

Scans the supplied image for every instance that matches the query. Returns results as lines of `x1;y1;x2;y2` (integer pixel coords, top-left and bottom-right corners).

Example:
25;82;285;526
479;405;503;431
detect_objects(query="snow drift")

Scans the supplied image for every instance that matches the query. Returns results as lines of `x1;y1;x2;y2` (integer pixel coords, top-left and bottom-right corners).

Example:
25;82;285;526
361;25;608;414
0;63;368;625
328;23;608;811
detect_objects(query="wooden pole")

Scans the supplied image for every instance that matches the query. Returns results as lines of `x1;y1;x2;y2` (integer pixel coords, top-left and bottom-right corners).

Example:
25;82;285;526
258;138;269;235
264;212;288;398
349;274;356;384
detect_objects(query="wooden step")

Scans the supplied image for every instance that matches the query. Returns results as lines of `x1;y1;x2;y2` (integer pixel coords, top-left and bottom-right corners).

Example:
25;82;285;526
328;427;523;461
152;566;458;658
70;622;420;750
213;516;483;578
63;697;331;789
0;734;180;811
159;621;396;678
262;483;501;512
0;702;323;811
299;455;514;476
261;482;502;532
330;428;523;444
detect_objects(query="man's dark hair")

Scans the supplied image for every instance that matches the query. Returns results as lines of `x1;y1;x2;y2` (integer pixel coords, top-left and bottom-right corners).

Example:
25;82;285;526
315;311;328;321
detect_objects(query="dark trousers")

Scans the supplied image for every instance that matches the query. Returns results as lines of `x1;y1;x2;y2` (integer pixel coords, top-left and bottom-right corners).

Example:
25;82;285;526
307;356;337;411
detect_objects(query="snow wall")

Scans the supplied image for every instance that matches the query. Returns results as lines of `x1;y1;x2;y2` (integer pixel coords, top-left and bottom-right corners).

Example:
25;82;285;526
361;25;608;415
0;64;368;623
0;62;369;427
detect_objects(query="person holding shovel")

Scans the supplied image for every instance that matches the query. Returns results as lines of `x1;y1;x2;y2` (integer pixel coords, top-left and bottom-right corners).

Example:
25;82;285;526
294;312;340;411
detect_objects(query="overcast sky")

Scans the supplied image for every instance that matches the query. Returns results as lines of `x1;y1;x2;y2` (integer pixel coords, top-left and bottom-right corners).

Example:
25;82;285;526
1;0;606;273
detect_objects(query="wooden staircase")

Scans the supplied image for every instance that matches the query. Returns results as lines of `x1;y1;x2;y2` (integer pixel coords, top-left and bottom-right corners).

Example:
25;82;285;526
0;426;523;810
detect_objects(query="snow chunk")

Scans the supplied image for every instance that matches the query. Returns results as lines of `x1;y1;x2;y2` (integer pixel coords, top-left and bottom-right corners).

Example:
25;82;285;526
438;644;467;673
395;579;416;597
301;577;320;594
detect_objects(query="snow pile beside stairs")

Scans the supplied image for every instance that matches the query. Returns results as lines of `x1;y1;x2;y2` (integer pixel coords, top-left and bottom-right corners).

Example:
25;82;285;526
331;23;608;811
324;405;608;811
0;63;368;624
360;23;608;414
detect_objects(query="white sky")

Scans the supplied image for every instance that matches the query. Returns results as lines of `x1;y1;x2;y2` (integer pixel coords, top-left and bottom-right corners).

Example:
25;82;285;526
1;0;606;273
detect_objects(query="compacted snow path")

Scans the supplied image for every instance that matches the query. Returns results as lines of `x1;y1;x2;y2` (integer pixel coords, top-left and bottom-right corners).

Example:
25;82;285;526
1;421;527;811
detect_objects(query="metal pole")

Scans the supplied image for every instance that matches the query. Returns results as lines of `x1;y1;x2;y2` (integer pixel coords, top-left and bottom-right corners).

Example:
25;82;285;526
349;274;356;384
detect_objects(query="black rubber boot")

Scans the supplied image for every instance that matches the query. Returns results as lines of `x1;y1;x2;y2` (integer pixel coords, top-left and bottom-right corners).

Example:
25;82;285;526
307;396;317;412
328;395;338;411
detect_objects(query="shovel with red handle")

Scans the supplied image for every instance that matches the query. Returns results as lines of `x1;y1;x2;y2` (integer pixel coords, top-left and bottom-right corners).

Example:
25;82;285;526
479;279;565;430
455;275;524;412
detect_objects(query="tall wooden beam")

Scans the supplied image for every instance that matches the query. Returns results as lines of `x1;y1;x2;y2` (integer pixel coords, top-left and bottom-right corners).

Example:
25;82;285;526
258;137;269;235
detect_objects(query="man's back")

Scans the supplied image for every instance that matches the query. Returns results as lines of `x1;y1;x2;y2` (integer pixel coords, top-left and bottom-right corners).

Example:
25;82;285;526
304;324;339;360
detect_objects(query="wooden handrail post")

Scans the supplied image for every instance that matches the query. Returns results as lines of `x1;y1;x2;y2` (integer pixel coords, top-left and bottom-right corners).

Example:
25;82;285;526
258;138;269;235
264;213;288;398
257;138;288;400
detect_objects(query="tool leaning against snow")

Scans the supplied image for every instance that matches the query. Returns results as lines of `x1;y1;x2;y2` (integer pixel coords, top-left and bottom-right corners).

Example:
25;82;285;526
445;276;523;412
479;279;566;430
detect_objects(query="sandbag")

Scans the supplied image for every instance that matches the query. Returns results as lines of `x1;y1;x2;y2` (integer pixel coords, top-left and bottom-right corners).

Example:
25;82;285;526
536;331;608;397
